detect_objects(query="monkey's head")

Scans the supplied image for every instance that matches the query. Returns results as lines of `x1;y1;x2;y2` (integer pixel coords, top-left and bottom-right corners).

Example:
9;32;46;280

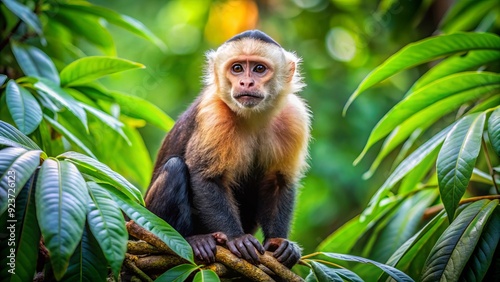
205;30;304;116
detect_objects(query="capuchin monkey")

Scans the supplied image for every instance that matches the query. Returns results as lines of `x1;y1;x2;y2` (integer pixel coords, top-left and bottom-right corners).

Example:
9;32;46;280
145;30;310;268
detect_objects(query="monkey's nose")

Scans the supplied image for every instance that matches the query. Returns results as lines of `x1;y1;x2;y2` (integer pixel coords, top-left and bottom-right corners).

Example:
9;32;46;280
239;79;255;88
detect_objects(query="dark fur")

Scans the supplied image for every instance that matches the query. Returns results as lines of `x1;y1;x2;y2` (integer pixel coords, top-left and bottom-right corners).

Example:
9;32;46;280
226;30;281;47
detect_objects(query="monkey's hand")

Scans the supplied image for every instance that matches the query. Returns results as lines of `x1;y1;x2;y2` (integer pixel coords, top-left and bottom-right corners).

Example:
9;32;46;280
264;238;302;268
187;232;228;263
226;234;265;265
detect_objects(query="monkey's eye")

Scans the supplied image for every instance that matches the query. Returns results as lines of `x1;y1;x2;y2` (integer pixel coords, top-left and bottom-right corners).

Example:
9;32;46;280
253;64;266;73
231;64;244;73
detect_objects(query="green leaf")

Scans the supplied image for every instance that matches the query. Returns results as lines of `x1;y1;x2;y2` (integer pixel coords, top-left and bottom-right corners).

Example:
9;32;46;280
61;225;108;282
355;72;500;164
437;113;486;221
0;74;7;86
2;0;43;36
36;159;88;280
321;253;414;282
439;0;497;33
460;208;500;281
193;269;220;282
107;186;194;263
0;120;40;150
11;43;59;84
44;115;96;158
155;264;200;282
412;50;500;91
308;261;344;282
75;86;174;131
421;199;498;282
0;147;43;214
60;56;144;87
58;151;143;205
5;80;42;135
344;32;500;114
34;79;87;130
58;2;166;51
78;102;130;145
10;174;40;282
86;182;127;278
488;107;500;157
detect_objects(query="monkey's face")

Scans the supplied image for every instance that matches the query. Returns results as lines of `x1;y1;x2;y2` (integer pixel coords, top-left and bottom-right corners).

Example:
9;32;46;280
225;56;274;109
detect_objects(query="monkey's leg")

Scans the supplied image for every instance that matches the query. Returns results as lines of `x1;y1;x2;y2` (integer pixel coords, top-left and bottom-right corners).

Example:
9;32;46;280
145;156;193;236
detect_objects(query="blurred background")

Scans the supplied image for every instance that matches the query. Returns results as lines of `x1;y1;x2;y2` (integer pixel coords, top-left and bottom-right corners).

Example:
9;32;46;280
88;0;450;254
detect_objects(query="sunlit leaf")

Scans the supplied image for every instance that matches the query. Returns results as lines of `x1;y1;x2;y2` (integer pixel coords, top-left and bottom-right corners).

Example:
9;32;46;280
58;2;166;51
60;56;144;87
5;80;42;135
439;1;497;33
0;120;40;150
355;72;499;164
107;186;194;263
193;269;220;282
44;115;96;158
344;32;500;114
421;199;498;282
2;0;42;36
86;182;127;278
58;151;143;204
11;43;59;83
488;107;500;157
0;147;43;214
155;264;200;282
36;159;88;280
437;113;486;221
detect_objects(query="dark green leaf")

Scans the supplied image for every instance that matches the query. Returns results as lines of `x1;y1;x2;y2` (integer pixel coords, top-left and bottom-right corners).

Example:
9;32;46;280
193;269;220;282
155;264;200;282
488;107;500;157
60;56;144;87
0;147;42;214
58;151;143;204
421;199;498;282
344;32;500;113
58;3;166;50
308;261;344;282
87;182;127;278
437;113;486;221
0;120;40;150
107;186;194;263
5;80;42;135
2;0;42;35
11;43;59;83
36;159;88;280
44;115;96;158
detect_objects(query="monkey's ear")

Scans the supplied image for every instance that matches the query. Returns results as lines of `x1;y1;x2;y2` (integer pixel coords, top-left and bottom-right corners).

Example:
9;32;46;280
286;61;296;83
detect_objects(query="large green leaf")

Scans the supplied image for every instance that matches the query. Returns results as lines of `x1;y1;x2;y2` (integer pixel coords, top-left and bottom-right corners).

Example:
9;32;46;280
58;2;166;50
5;80;42;135
0;147;43;214
155;263;200;282
60;56;144;87
61;225;108;282
321;253;414;282
0;120;40;150
193;269;220;282
355;72;500;163
307;261;344;282
34;79;87;130
86;182;127;278
460;208;500;281
11;43;59;84
78;102;129;144
488;107;500;157
75;85;174;131
439;0;497;33
2;0;42;36
44;115;96;158
344;32;500;113
437;113;486;221
36;159;88;280
421;199;498;282
107;186;194;263
6;175;40;282
58;151;143;204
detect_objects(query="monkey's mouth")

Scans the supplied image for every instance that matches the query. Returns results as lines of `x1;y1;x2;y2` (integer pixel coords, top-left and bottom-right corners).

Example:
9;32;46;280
233;92;264;108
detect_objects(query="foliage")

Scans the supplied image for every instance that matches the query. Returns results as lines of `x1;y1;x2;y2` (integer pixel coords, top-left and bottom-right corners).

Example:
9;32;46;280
318;1;500;281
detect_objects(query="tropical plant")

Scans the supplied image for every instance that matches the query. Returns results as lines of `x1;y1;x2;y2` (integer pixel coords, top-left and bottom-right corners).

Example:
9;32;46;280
318;1;500;281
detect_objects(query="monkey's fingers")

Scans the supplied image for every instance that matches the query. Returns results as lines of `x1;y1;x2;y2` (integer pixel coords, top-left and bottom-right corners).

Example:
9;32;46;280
272;239;290;259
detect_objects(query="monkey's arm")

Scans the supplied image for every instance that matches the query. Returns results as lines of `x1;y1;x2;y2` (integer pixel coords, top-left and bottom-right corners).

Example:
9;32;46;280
190;173;265;264
258;175;302;268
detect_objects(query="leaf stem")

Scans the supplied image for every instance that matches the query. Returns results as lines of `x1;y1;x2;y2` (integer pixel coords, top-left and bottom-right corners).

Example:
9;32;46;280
482;137;499;194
